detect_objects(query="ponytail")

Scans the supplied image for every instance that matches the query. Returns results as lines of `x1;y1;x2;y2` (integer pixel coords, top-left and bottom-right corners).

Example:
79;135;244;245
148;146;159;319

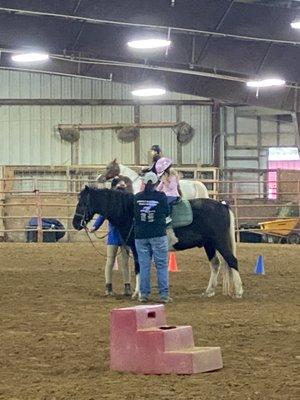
145;182;154;192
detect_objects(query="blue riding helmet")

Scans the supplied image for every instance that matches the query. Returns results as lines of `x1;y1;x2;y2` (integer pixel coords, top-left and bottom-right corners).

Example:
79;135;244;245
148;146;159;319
151;145;161;154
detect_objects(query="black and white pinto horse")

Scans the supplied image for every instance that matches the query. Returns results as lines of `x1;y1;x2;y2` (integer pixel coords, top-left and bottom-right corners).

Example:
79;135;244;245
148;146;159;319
73;186;243;299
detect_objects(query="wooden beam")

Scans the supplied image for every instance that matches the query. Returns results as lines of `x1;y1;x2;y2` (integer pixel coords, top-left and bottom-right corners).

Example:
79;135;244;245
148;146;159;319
58;122;179;131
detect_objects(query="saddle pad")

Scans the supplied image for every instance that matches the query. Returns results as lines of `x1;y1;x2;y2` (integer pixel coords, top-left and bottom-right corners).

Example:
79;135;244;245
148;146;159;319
171;199;193;228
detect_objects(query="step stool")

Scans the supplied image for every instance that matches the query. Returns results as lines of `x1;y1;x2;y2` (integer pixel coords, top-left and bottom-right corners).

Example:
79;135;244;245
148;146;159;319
110;304;223;374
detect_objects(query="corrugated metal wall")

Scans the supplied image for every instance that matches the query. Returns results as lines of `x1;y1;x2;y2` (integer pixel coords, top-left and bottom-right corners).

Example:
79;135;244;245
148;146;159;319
225;106;297;171
0;70;212;166
181;106;212;165
224;106;297;197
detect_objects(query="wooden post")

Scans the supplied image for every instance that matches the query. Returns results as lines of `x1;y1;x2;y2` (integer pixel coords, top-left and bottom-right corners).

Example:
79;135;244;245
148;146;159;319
34;179;43;243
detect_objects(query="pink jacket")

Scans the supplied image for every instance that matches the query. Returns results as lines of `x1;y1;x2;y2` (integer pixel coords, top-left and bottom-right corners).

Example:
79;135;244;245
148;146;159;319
157;175;180;197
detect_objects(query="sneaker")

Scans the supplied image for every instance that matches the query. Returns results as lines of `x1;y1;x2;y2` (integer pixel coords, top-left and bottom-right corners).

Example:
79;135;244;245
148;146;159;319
159;296;173;304
105;283;114;296
123;283;132;297
138;296;149;303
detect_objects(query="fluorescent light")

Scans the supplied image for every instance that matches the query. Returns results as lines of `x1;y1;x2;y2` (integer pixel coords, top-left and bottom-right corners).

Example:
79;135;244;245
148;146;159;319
131;87;166;97
246;78;286;88
11;52;49;62
127;39;171;49
291;21;300;29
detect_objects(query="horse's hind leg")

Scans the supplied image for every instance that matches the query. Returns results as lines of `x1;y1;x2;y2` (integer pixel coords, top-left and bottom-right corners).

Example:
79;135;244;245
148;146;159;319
217;245;243;298
130;245;140;299
203;244;221;297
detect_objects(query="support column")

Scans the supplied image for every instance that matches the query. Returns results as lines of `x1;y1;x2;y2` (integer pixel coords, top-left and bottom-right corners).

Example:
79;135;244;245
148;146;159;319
212;100;221;167
176;105;182;166
296;112;300;151
134;105;141;165
71;140;80;165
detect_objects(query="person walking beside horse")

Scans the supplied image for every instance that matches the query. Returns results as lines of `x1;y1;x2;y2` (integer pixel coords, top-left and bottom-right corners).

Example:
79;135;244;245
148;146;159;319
90;178;132;297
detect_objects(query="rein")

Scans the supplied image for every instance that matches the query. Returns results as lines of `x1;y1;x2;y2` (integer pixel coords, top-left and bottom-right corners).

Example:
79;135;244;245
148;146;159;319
83;226;107;257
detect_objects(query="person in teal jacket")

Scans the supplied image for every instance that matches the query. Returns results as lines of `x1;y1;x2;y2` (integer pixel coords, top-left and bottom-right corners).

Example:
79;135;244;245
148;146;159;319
90;178;132;296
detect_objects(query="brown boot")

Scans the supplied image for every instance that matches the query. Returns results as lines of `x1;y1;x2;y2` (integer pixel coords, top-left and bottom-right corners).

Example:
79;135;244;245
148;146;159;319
123;283;132;297
105;283;114;296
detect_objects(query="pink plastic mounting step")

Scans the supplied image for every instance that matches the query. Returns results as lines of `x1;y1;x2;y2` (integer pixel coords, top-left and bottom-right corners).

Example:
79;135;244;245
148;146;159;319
110;304;223;374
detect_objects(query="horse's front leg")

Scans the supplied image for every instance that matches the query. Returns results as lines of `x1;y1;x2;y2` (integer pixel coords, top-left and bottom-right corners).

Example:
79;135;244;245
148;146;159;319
132;273;140;299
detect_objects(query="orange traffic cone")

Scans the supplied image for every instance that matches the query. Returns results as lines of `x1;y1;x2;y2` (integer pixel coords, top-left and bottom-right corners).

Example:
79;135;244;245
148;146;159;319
168;252;179;272
113;258;119;271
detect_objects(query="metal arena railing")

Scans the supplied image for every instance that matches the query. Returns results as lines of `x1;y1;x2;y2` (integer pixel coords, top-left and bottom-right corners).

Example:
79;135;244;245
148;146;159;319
0;173;299;243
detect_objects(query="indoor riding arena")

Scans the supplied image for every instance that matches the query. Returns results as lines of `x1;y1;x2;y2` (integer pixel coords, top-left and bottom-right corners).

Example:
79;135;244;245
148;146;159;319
0;1;299;400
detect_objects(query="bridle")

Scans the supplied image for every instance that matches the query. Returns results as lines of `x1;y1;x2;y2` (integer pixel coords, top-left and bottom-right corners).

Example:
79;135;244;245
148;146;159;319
75;191;92;228
75;190;134;258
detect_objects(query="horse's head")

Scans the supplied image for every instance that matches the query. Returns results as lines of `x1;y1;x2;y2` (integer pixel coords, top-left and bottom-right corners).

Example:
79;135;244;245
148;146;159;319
97;158;120;183
73;186;95;230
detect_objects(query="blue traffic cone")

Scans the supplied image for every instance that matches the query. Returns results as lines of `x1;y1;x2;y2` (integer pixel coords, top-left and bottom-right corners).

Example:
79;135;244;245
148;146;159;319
254;255;265;275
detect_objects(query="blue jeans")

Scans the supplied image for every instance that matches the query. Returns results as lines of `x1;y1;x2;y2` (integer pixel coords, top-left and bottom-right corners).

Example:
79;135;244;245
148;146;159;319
135;236;169;298
167;196;178;205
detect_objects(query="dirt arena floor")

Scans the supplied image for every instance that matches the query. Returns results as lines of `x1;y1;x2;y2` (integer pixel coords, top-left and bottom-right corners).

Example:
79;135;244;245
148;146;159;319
0;242;299;400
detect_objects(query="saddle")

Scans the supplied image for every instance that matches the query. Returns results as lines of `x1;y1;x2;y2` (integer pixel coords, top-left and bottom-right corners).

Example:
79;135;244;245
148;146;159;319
171;199;193;228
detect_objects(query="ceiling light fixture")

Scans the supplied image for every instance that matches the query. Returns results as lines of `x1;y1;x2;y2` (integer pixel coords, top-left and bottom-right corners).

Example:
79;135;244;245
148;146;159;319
127;39;171;49
11;52;49;62
131;87;166;97
291;21;300;29
246;78;286;88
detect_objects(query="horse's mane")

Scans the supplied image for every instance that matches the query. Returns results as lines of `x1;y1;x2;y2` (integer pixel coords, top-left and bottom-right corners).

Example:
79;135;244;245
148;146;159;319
89;187;134;227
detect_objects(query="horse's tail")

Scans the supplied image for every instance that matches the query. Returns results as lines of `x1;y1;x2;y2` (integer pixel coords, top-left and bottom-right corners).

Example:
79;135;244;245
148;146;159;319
229;208;237;257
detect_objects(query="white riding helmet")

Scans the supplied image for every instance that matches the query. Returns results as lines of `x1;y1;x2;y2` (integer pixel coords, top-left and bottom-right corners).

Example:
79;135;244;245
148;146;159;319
142;171;158;185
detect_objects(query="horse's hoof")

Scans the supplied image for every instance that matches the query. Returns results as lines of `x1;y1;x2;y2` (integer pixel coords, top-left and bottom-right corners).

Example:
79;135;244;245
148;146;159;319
233;293;243;299
202;291;215;297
